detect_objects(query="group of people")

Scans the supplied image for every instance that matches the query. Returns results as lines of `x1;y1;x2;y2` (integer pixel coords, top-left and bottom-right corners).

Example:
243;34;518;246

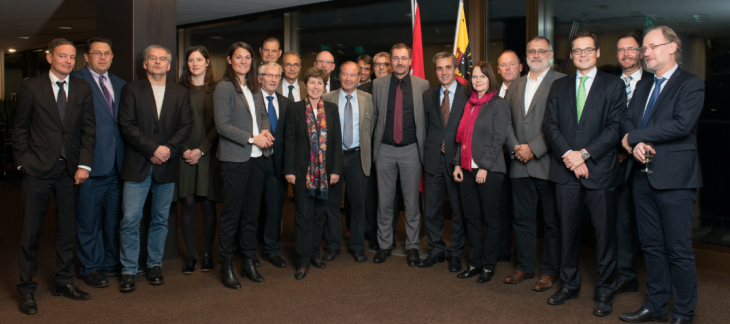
13;25;702;324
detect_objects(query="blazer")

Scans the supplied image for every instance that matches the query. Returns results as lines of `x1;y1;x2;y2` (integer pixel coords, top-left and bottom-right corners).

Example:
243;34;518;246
118;78;193;183
372;74;430;164
13;73;96;179
214;79;272;163
452;95;510;174
70;67;126;177
423;82;469;175
266;91;291;179
322;89;375;176
276;80;307;101
543;70;626;189
620;67;704;189
283;99;343;178
505;69;566;180
357;81;373;94
327;78;341;93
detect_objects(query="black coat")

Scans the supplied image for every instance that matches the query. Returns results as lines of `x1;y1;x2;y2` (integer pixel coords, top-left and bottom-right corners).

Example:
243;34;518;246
270;93;292;179
452;95;510;173
119;78;193;183
283;99;342;179
423;82;469;175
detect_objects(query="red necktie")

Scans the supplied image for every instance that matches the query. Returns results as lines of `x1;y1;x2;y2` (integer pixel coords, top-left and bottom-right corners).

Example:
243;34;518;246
393;79;403;144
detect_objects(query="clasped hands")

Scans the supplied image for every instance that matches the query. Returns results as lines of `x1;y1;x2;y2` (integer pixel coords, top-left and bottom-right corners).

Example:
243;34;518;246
563;150;589;179
621;134;655;164
514;144;534;163
183;149;202;165
151;145;170;165
285;174;339;185
252;129;275;149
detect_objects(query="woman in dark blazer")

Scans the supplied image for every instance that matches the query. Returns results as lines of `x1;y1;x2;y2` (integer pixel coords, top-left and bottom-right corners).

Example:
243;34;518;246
284;67;342;280
452;61;510;283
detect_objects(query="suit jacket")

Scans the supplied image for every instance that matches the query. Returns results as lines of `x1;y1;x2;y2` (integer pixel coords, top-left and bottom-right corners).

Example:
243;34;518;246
372;74;430;164
70;67;126;177
13;73;96;179
276;80;307;102
423;82;468;175
357;81;373;94
505;69;566;179
322;89;375;176
118;78;193;183
214;79;272;163
283;100;343;178
452;95;510;174
327;78;341;93
543;70;626;189
620;67;704;189
266;91;291;179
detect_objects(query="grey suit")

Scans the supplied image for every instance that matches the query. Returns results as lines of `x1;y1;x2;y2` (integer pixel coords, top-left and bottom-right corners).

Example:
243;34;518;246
322;89;375;251
214;80;271;162
372;74;430;250
276;80;307;102
504;69;564;277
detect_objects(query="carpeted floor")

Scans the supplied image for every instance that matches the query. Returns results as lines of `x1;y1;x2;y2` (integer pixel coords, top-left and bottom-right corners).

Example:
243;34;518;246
1;179;729;323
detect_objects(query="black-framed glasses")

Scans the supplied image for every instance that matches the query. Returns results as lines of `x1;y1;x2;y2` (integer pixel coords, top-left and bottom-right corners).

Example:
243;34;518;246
616;48;640;54
89;51;112;57
526;49;552;56
639;43;670;54
571;48;596;55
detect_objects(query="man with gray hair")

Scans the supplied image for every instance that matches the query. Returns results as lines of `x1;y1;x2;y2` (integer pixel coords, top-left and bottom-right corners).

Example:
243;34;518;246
277;51;306;101
117;44;193;292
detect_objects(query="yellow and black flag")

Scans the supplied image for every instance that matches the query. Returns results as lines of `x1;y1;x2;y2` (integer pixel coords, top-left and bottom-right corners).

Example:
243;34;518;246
453;0;472;85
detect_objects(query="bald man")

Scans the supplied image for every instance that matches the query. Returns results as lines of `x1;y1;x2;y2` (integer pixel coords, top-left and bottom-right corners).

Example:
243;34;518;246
315;51;340;92
497;50;523;98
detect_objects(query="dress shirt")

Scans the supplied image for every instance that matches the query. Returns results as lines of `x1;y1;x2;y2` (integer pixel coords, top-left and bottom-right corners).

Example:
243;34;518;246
622;67;644;99
325;77;331;93
382;74;416;145
643;64;679;114
241;84;262;157
524;69;548;114
440;81;457;111
87;67;115;99
575;66;598;97
151;84;165;117
282;78;301;102
338;89;360;149
498;83;508;98
49;71;91;171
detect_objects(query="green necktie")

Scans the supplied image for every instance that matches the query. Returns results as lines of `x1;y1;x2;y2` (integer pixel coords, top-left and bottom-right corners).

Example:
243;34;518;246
576;76;588;122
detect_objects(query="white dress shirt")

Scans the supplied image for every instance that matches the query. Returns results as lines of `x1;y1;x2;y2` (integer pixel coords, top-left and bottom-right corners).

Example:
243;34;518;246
282;78;301;102
524;69;549;114
325;77;331;93
87;67;115;99
338;89;360;149
498;83;508;98
241;84;262;157
49;71;91;171
644;63;679;114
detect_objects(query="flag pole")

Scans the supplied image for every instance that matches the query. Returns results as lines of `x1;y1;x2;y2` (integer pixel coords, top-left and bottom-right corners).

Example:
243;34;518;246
453;0;463;54
411;0;415;32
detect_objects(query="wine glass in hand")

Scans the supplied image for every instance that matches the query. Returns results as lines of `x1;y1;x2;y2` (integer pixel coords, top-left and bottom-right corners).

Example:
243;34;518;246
641;143;654;173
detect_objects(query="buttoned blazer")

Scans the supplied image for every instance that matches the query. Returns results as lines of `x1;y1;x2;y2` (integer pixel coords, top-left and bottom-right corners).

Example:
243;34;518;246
322;89;375;176
423;82;468;175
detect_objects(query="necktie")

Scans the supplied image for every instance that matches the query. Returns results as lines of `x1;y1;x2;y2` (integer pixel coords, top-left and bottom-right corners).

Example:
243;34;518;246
576;76;588;122
640;77;666;129
393;79;403;144
57;80;67;158
288;85;294;101
622;75;633;106
99;75;115;116
343;95;353;148
441;89;450;153
266;96;277;132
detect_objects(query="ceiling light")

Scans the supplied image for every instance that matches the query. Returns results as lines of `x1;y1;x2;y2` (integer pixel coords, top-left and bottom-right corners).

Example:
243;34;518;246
18;36;29;39
59;27;73;30
9;49;16;52
46;50;49;53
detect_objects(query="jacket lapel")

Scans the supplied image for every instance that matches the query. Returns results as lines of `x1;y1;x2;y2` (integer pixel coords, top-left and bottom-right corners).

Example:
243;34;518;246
568;73;578;124
276;94;286;128
632;78;652;128
42;74;65;125
83;69;115;120
525;70;553;118
450;83;467;130
357;90;368;127
513;78;527;118
141;79;159;124
577;72;604;130
158;82;176;123
645;68;682;124
432;87;445;128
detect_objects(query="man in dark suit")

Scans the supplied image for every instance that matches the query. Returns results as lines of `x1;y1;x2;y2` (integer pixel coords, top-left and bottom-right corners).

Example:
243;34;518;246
258;62;291;268
322;61;375;263
418;52;467;272
70;37;128;289
14;38;96;315
117;45;193;292
315;51;340;93
612;33;654;297
277;51;306;102
618;26;704;324
542;33;626;316
504;37;565;292
371;43;430;266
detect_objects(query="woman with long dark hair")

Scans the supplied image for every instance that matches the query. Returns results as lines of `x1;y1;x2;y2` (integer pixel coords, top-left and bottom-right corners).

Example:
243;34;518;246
452;61;510;284
176;45;222;275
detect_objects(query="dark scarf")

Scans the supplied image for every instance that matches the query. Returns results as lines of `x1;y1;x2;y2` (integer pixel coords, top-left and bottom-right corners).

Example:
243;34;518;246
304;97;329;199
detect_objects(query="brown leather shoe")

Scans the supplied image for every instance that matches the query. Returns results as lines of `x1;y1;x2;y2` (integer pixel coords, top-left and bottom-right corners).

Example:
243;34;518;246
533;274;556;292
503;270;535;284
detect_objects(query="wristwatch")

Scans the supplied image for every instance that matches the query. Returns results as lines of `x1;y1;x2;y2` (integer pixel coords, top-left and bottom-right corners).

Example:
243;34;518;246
248;136;254;144
580;148;590;160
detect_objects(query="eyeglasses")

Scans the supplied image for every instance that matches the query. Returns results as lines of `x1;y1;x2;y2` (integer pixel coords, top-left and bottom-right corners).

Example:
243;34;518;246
526;49;552;56
260;73;281;79
284;63;301;69
374;62;391;68
639;43;670;54
571;48;596;55
616;48;640;54
315;60;334;65
147;56;168;62
89;51;112;57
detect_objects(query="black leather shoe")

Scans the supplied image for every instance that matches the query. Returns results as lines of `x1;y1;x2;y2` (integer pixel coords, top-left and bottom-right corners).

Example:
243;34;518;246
201;253;214;272
19;293;37;315
182;257;196;275
119;274;136;292
407;249;420;267
476;269;494;283
457;266;481;279
418;252;445;268
323;248;341;261
264;252;287;268
52;284;91;301
105;268;146;277
670;319;692;324
295;267;308;280
368;241;380;252
594;294;613;317
253;255;261;267
373;249;391;263
242;258;264;283
448;256;463;272
353;249;367;262
547;288;579;305
147;266;164;285
615;279;640;295
220;260;241;290
618;307;669;323
311;258;326;269
84;270;109;288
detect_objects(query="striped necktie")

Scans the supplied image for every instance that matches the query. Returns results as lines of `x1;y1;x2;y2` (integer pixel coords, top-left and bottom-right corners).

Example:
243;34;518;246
622;75;633;106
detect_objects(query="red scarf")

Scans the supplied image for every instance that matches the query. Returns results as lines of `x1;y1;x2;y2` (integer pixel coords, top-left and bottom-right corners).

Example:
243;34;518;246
456;90;496;171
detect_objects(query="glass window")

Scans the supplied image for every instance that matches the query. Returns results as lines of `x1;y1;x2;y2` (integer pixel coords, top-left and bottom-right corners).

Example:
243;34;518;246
487;0;528;85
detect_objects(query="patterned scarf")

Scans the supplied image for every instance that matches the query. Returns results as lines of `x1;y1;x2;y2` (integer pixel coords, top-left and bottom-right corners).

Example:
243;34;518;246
304;97;329;199
456;90;496;172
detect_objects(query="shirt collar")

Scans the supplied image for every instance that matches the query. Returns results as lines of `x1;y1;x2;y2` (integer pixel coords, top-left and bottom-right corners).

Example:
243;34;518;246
339;88;358;101
87;66;109;80
262;89;277;100
623;67;643;81
528;69;549;83
657;63;679;81
441;81;457;95
283;78;299;89
49;70;70;85
391;73;409;85
577;66;597;80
